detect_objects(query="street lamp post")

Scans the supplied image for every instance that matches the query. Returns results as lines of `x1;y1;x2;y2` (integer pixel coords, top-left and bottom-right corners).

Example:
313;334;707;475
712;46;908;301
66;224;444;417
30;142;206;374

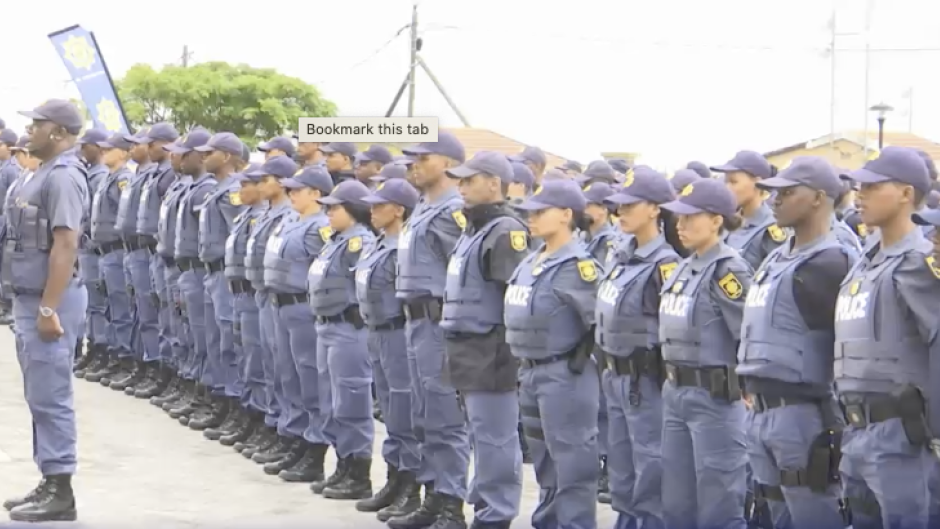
869;102;894;150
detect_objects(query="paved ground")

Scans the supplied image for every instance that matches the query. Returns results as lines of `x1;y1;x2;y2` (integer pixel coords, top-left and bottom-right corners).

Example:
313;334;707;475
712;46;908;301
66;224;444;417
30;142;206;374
0;335;617;528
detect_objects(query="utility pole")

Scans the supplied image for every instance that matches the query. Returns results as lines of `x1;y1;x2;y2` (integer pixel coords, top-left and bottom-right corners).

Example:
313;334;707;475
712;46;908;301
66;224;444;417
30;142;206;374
862;0;874;158
828;7;837;152
182;45;192;67
407;5;418;117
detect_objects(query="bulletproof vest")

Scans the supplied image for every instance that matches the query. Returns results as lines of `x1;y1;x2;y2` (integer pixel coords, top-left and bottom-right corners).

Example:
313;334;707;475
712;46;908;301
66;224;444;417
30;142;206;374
115;164;153;237
91;167;132;244
245;203;295;290
503;247;591;359
224;206;262;280
659;244;740;367
726;213;776;270
354;233;403;325
831;214;862;257
308;224;374;317
584;224;618;263
833;237;930;394
263;212;330;294
199;179;242;263
174;176;217;259
155;177;192;258
137;163;175;236
596;242;677;357
441;217;524;334
396;194;463;299
737;236;843;387
2;152;87;295
83;164;108;237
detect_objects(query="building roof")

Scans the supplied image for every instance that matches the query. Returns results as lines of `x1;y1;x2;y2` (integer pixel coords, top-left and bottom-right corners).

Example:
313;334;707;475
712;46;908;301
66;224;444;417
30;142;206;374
764;131;940;163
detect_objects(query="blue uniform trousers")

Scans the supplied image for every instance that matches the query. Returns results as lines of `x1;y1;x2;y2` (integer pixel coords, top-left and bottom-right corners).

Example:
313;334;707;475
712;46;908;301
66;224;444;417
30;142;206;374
368;327;420;472
178;267;208;381
316;320;373;459
840;418;933;529
661;383;748;529
150;256;173;367
102;249;134;356
203;270;234;394
78;250;108;346
255;290;281;426
519;359;600;529
161;260;188;373
14;285;87;475
465;390;523;523
272;300;316;440
233;291;264;411
405;318;470;497
603;370;663;529
125;247;158;361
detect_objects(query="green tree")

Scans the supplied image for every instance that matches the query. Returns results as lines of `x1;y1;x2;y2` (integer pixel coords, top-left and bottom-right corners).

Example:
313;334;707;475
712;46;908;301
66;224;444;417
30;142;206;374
116;62;337;146
68;98;91;132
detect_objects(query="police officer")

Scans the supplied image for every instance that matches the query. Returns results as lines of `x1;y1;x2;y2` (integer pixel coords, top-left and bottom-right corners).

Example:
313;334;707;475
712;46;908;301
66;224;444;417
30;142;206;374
355;179;423;520
389;132;470;529
258;166;333;480
668;168;702;194
356;144;393;185
658;178;752;529
236;155;299;459
577;161;618;188
598;166;680;529
307;180;376;500
608;159;631;178
509;145;547;186
507;161;535;203
370;163;409;187
686;161;711;180
582;182;619;266
0;136;32;331
507;179;600;529
295;139;325;168
712;150;787;270
258;136;297;161
0;129;21;326
321;142;359;185
439;151;529;529
558;160;583;177
837;147;939;529
922;190;940;239
394;156;419;187
2;99;89;522
190;132;248;432
734;157;852;529
74;128;109;369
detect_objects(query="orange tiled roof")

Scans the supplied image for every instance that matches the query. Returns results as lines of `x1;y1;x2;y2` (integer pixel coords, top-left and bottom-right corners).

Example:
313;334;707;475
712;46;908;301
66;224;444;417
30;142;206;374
765;130;940;165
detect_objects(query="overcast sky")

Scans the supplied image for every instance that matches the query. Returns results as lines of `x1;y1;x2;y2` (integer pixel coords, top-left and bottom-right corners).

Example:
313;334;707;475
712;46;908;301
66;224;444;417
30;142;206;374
3;0;939;169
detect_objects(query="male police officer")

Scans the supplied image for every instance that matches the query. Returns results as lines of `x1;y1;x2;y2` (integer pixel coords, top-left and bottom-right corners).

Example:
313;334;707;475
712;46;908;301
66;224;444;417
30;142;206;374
356;144;393;185
510;145;547;186
321;142;359;185
259;136;296;161
295;138;325;167
443;151;529;529
3;99;89;522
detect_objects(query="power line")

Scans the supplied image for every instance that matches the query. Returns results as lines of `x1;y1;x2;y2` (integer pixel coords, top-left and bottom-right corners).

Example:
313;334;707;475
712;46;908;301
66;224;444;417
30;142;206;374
316;25;410;85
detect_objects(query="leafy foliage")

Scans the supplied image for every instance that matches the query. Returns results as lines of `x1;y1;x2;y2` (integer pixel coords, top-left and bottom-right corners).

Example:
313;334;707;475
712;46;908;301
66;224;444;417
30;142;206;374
116;62;337;147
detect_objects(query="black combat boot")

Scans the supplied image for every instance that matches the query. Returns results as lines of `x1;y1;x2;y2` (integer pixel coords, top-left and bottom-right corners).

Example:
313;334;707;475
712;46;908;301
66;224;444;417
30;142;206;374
162;378;193;411
73;342;95;377
150;373;182;406
3;477;47;511
8;474;77;522
188;396;231;431
76;346;106;380
168;382;206;419
103;357;135;388
377;471;421;522
597;455;611;504
235;422;270;452
356;463;400;512
323;457;372;500
179;387;214;426
469;520;511;529
252;435;298;464
84;353;119;384
428;493;467;529
136;363;173;399
263;440;307;475
125;361;155;395
387;483;443;529
519;422;532;464
221;412;261;447
279;443;328;483
204;402;243;440
241;427;278;459
311;455;347;494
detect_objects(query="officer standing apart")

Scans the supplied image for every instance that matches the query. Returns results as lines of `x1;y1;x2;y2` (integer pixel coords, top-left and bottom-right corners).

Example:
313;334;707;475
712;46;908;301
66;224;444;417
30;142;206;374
658;178;752;529
598;167;681;529
2;99;89;523
837;147;940;529
507;179;601;529
389;131;471;529
442;151;529;529
735;157;852;529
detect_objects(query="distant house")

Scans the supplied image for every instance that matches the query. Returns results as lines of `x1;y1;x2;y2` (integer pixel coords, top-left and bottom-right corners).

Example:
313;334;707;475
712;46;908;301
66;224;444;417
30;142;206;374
764;131;940;171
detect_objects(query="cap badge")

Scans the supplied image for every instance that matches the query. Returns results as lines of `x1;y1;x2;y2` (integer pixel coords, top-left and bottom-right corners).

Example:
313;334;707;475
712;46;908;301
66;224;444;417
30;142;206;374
680;184;694;197
582;184;592;192
295;169;304;176
867;149;880;161
622;170;635;187
533;186;542;195
376;182;386;191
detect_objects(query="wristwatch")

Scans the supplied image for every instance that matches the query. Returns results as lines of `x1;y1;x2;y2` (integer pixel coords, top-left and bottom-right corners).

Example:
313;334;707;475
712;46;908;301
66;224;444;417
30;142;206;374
39;306;55;318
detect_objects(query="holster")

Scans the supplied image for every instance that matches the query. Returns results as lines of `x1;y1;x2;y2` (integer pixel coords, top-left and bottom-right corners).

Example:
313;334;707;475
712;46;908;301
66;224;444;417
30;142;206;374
567;328;595;376
895;384;930;446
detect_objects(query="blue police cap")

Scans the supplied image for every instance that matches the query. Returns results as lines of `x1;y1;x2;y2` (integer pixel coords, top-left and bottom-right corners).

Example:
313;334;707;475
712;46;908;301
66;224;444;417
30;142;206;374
246;155;298;180
509;145;546;166
710;150;773;179
510;161;535;188
195;132;244;156
371;163;408;183
582;182;615;204
669;169;702;192
98;133;136;150
166;129;212;154
138;122;179;144
393;155;415;166
558;160;582;173
758;156;842;199
318;179;371;206
685;161;711;179
577;160;617;184
608;158;631;174
363;179;420;209
913;207;940;227
849;146;931;195
11;135;29;152
19;99;85;134
0;129;18;146
320;142;358;158
541;169;569;182
282;166;334;194
358;144;393;165
77;128;108;146
124;127;150;144
661;177;737;219
401;131;466;163
914;149;938;181
517;179;587;212
607;166;675;206
258;136;296;157
447;151;513;182
232;163;264;183
928;189;940;209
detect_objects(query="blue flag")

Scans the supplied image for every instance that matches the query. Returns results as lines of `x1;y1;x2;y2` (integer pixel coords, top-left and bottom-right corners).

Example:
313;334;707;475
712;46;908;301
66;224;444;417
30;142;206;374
48;25;129;134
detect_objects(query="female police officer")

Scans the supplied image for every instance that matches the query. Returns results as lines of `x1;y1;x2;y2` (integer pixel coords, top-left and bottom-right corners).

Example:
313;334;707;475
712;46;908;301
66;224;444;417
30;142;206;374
658;177;752;529
307;180;377;500
582;182;619;267
597;167;680;529
506;179;600;529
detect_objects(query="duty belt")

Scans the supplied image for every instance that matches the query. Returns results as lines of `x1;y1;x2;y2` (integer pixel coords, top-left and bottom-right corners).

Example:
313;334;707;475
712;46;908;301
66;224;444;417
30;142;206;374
664;363;742;401
605;348;660;377
271;292;307;308
203;259;223;274
229;279;254;295
402;297;443;322
176;257;200;272
369;316;406;331
123;235;156;252
747;393;819;413
519;350;574;369
840;393;905;427
316;305;365;328
94;240;123;256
